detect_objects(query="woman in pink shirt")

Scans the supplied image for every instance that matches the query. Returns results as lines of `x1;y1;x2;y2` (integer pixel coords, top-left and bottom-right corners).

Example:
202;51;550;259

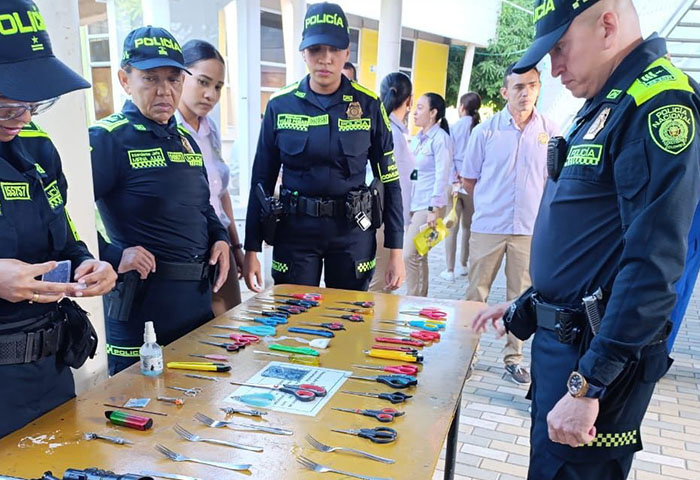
177;40;242;314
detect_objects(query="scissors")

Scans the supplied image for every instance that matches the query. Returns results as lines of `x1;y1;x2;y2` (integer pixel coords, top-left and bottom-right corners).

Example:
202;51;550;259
340;390;413;404
373;328;439;342
199;340;245;352
213;324;275;336
379;319;445;331
351;363;419;376
236;316;287;326
321;314;364;322
266;298;314;309
332;407;405;423
339;301;375;308
298;321;346;331
325;307;374;315
209;333;259;345
288;327;335;338
245;309;290;319
375;336;425;347
331;426;397;444
271;295;320;307
273;293;322;301
371;344;421;354
349;374;418;389
167;385;202;397
230;381;327;402
399;307;447;320
254;301;306;314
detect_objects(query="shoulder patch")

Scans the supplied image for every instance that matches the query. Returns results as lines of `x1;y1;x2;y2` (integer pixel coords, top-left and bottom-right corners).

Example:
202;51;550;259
350;81;379;100
380;102;392;132
93;113;129;132
648;104;695;155
17;122;49;139
270;82;300;101
627;57;694;107
177;124;190;136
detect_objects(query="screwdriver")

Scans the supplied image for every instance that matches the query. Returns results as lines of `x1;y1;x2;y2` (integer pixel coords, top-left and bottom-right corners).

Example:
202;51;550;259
253;350;320;366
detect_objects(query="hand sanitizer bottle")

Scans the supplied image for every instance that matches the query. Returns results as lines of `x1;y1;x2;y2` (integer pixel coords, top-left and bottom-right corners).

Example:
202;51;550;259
140;321;163;376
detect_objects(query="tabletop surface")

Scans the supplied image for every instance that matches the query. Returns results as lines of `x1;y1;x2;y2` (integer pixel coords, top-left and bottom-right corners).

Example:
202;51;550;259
0;285;480;480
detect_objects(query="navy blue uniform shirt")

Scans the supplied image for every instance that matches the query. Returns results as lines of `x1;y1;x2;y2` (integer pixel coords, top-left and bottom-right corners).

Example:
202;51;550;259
244;75;403;251
89;100;228;269
0;123;93;322
530;36;700;386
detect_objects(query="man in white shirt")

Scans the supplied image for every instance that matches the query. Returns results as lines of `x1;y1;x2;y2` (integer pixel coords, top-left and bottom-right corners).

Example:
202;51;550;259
462;64;559;385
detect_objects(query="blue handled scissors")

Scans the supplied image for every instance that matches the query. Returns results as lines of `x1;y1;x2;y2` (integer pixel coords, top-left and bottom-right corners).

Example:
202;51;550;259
237;316;287;326
288;327;335;338
213;324;277;337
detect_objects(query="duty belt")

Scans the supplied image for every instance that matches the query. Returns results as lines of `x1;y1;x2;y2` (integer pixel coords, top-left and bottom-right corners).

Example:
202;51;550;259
281;191;345;217
0;310;66;365
152;260;212;281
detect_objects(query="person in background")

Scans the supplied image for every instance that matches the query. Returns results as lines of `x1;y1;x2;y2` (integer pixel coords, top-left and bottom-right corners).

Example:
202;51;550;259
440;92;481;282
0;0;116;438
403;92;452;297
176;39;242;316
370;72;415;292
90;26;230;375
342;62;357;81
462;64;558;385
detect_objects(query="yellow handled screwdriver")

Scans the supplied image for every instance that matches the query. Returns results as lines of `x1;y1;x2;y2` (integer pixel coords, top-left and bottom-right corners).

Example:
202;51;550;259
364;349;423;363
253;350;320;366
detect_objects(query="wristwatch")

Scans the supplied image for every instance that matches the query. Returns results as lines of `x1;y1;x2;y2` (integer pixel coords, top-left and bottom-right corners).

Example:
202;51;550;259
567;371;605;399
427;206;435;212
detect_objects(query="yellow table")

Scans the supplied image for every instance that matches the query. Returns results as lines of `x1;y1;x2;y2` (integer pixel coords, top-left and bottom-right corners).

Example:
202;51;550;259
0;285;479;480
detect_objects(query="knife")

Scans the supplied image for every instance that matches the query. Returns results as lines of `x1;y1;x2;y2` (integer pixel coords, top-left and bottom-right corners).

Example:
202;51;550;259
140;471;204;480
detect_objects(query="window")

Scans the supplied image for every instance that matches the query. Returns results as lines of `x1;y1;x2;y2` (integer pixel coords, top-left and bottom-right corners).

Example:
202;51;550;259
260;10;287;112
349;28;359;64
400;38;414;79
86;19;113;120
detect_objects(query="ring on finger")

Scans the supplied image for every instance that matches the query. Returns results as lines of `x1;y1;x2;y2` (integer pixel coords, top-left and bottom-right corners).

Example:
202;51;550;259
29;292;39;303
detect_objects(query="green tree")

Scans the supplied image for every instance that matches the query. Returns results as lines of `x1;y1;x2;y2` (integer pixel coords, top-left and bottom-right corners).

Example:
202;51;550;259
470;0;535;109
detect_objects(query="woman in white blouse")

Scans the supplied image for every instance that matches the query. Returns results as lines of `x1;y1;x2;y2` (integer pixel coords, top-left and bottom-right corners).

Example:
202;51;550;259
176;39;242;314
404;93;453;296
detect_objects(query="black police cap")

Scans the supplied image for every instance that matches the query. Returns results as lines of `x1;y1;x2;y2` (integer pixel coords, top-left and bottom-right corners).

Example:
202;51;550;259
121;25;190;74
299;2;350;51
514;0;601;74
0;0;90;102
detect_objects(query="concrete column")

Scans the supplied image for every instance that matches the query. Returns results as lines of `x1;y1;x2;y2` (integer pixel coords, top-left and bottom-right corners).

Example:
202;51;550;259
281;0;307;84
141;0;171;28
35;0;109;390
458;43;476;98
375;0;403;92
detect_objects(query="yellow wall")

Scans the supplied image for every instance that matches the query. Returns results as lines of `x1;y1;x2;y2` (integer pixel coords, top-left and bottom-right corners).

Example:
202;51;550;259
358;27;378;89
412;38;449;100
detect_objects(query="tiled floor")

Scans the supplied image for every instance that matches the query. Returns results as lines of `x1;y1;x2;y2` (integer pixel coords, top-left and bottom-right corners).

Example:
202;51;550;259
241;233;700;479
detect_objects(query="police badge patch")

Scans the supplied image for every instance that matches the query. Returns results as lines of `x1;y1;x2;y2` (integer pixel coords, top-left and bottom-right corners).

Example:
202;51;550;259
347;101;362;119
648;104;695;155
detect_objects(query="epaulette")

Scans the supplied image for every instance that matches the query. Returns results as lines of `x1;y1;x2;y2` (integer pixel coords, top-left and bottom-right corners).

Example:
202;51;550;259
17;121;50;139
627;57;695;107
350;81;379;100
92;113;130;132
269;82;300;101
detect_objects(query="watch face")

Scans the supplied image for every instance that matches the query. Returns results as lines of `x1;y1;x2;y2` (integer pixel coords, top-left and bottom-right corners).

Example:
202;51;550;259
568;372;584;396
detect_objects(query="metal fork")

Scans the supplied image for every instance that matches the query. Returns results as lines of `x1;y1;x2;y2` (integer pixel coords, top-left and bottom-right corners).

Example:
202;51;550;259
296;455;393;480
173;424;264;452
153;444;251;472
304;433;394;464
194;412;293;435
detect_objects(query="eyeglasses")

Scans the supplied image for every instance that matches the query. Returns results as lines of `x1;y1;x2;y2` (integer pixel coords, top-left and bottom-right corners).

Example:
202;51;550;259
0;97;60;121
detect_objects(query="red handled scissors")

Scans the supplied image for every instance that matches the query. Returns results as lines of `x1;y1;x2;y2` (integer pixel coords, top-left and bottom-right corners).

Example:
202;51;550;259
332;407;405;423
399;307;447;320
373;328;440;342
352;363;419;376
199;340;245;352
230;381;327;402
375;336;425;347
274;293;322;301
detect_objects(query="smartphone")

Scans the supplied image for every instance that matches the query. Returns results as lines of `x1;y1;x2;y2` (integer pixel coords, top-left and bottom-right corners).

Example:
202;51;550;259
42;259;72;283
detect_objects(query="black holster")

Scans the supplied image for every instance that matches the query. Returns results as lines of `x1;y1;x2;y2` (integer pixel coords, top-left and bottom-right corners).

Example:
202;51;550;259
368;177;384;229
256;183;284;246
58;298;98;369
105;271;139;323
503;287;537;341
344;187;373;226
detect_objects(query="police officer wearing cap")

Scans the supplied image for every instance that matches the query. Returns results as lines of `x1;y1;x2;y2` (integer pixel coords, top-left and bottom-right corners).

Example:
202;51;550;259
243;2;405;292
90;26;230;375
473;0;700;478
0;0;117;438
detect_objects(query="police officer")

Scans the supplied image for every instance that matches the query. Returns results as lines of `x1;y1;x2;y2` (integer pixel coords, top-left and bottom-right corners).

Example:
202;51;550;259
0;0;116;438
473;0;700;478
90;26;230;375
243;2;405;293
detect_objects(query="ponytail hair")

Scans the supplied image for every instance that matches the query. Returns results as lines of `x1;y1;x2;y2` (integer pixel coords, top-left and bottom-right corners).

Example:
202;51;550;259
425;92;449;135
380;72;412;115
182;39;225;68
459;92;482;132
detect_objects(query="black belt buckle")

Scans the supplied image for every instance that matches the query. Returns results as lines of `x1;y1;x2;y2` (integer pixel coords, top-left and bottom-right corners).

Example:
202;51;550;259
317;199;335;217
555;311;581;344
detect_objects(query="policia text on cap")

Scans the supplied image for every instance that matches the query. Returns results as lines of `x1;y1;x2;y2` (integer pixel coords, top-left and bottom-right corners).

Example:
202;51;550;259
243;2;405;292
473;0;700;479
0;0;117;439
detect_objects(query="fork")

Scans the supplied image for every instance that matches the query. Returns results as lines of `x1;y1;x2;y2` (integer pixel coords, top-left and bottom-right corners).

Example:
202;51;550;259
194;412;293;435
304;433;394;464
173;424;264;452
296;455;393;480
154;444;251;472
